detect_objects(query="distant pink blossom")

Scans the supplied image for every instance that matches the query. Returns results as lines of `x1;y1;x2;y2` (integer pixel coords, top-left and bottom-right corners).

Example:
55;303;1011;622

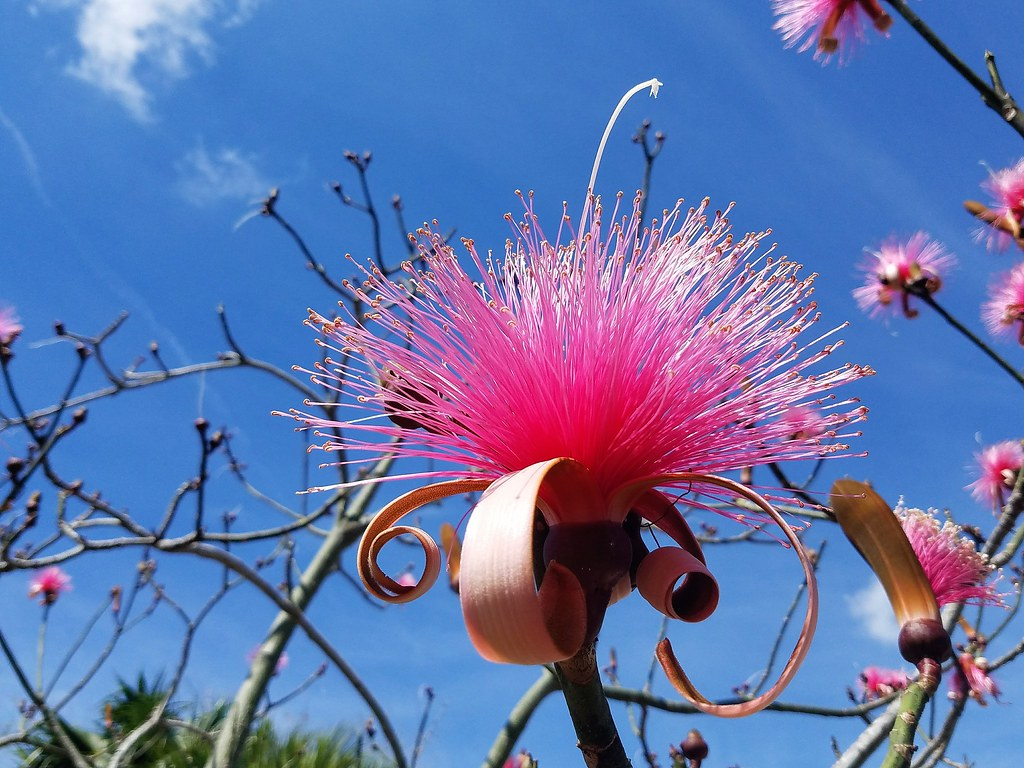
772;0;892;63
897;504;1001;608
395;568;418;588
972;159;1024;252
948;652;1000;705
857;666;909;701
0;305;23;345
968;440;1023;509
28;567;72;605
853;234;955;318
246;646;289;675
503;751;535;768
982;263;1024;344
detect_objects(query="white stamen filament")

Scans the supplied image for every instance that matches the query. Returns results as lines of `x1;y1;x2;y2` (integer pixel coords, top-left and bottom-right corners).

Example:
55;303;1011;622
587;78;663;197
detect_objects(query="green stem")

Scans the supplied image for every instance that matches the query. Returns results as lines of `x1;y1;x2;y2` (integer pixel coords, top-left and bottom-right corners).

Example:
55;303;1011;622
880;659;941;768
884;0;1024;139
36;604;49;693
553;644;631;768
919;294;1024;390
482;669;560;768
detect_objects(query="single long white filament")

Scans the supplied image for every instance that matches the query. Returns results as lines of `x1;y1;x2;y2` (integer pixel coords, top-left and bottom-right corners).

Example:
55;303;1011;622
587;78;663;198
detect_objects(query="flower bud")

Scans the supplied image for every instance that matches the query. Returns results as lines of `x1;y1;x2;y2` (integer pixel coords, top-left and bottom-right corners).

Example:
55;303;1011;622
898;617;951;666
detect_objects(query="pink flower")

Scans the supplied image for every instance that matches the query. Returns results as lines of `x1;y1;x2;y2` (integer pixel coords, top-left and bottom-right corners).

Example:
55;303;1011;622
246;646;289;675
284;82;872;718
968;440;1023;509
853;233;955;318
857;666;909;701
0;305;23;345
897;504;1001;608
968;159;1024;252
27;567;72;605
503;751;535;768
772;0;892;63
948;652;1000;705
982;263;1024;344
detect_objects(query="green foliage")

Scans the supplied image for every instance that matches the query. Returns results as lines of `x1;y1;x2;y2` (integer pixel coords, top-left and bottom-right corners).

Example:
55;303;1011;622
16;675;386;768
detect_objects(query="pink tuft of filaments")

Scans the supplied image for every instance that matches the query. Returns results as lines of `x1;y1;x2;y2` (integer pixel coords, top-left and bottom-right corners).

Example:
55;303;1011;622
974;159;1024;252
0;305;23;345
968;440;1023;509
28;567;72;606
283;194;872;506
982;263;1024;344
772;0;892;64
853;233;955;319
896;505;1001;609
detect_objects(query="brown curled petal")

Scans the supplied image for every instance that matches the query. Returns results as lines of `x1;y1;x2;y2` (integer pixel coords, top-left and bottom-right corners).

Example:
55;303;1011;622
357;479;491;604
440;522;463;594
538;561;589;658
830;479;939;626
608;573;633;606
632;489;707;563
461;459;594;663
366;525;440;604
618;472;818;716
636;547;719;622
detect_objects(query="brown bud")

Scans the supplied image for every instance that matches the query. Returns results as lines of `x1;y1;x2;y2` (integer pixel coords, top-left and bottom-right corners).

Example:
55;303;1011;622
6;456;24;478
681;729;709;763
898;617;952;666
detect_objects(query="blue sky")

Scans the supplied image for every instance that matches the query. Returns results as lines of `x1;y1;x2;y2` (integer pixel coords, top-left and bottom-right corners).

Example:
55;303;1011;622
2;1;1024;766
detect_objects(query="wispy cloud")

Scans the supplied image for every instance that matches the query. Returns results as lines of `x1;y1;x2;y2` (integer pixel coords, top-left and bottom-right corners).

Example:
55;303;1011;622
847;579;899;643
0;107;51;206
31;0;265;122
175;142;271;207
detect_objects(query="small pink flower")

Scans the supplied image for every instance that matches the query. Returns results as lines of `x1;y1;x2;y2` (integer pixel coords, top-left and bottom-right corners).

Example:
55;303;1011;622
395;567;418;589
853;234;955;318
948;652;1001;705
968;440;1023;509
27;567;72;605
246;646;289;675
503;751;535;768
897;505;1001;608
0;305;23;345
772;0;892;64
969;159;1024;252
982;263;1024;344
857;666;909;701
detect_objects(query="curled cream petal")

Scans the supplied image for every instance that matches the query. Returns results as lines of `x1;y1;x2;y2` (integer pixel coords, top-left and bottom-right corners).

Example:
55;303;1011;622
615;473;818;716
831;479;940;625
358;479;490;603
461;458;594;664
632;490;718;622
637;548;718;622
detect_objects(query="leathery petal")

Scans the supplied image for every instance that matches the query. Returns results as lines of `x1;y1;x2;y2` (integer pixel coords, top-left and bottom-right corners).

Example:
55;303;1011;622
633;490;719;622
830;479;940;625
358;479;490;603
461;458;596;663
614;473;818;716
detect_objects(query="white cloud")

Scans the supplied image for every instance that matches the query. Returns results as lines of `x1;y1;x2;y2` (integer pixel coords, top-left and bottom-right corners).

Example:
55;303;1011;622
175;142;271;207
846;579;899;643
32;1;265;121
